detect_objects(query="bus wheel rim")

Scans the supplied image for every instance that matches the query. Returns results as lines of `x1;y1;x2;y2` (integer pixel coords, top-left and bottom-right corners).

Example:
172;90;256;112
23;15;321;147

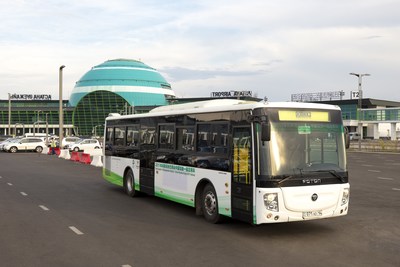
204;192;217;215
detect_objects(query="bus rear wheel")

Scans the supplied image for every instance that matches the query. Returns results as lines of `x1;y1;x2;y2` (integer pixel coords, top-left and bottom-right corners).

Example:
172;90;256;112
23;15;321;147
202;184;222;223
124;168;138;197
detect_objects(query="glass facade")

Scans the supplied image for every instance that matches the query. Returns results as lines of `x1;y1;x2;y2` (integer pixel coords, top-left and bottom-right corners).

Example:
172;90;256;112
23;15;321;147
72;90;128;136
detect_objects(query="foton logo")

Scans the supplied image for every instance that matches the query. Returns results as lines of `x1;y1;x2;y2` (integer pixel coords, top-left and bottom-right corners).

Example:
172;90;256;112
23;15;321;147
302;179;322;185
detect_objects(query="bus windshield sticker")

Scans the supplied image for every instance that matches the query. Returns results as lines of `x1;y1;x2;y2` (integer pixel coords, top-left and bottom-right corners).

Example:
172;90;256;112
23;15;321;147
298;125;311;135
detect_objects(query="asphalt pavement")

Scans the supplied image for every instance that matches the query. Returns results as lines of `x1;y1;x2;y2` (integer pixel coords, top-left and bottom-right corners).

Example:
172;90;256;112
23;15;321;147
0;151;399;267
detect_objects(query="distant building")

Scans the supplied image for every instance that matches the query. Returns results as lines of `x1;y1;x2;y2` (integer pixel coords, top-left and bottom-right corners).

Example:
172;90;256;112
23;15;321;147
0;59;175;137
313;98;400;140
69;59;175;136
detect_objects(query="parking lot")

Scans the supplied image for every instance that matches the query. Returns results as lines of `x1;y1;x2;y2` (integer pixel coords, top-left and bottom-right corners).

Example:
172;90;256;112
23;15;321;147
0;151;399;267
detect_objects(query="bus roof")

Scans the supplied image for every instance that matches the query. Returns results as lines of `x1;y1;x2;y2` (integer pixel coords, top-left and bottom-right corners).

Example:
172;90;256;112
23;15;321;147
106;99;341;121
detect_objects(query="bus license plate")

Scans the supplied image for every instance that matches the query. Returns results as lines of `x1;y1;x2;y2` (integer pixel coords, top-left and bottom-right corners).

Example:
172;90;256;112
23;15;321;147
302;210;322;219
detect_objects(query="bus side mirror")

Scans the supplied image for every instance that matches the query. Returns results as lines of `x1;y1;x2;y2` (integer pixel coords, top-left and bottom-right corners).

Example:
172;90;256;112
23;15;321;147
261;122;271;141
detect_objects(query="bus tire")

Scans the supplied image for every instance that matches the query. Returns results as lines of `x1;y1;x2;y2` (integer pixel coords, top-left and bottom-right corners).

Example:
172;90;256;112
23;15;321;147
202;184;222;223
124;168;138;197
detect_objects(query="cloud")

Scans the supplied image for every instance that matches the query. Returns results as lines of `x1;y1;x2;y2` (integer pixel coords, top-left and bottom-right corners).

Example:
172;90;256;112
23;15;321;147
160;67;269;81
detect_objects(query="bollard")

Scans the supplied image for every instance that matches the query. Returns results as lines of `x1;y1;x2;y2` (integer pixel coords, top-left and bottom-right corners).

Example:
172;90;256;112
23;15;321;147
59;149;68;159
42;146;49;155
91;155;103;167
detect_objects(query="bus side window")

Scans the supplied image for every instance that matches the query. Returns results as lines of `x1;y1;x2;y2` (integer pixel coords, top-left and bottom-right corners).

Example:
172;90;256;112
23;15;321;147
177;127;194;151
159;124;175;150
127;125;139;147
105;127;114;155
197;124;211;152
114;127;126;146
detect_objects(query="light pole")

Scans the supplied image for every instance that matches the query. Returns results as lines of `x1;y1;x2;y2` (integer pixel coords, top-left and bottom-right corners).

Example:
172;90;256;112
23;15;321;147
8;93;11;136
59;65;65;148
349;72;370;150
45;113;49;146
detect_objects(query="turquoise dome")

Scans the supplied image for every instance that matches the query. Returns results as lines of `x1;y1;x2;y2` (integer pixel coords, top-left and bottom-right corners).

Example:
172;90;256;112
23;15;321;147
69;59;175;107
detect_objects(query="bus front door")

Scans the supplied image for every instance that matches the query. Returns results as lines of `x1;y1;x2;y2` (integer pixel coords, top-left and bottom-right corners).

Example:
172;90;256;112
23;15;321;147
231;126;253;223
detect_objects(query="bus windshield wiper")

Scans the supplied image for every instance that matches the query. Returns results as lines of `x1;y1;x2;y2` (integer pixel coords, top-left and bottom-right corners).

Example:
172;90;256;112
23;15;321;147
303;170;346;183
277;175;294;185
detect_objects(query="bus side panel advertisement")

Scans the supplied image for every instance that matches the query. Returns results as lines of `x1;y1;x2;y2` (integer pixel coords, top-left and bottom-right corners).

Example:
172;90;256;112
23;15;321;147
154;162;232;217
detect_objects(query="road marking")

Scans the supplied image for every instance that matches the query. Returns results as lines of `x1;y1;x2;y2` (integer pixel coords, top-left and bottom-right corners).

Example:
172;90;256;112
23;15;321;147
39;205;50;211
368;170;381;173
7;182;13;186
362;164;374;167
0;176;2;178
122;265;132;267
393;188;400;191
377;177;394;181
20;192;28;196
69;226;84;235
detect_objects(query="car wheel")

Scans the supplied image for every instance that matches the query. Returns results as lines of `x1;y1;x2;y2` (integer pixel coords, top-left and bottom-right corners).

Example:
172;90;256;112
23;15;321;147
95;146;100;149
10;146;18;153
74;147;79;152
35;146;43;153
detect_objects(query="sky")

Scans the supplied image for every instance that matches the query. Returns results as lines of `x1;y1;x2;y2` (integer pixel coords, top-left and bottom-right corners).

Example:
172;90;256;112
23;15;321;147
0;0;399;102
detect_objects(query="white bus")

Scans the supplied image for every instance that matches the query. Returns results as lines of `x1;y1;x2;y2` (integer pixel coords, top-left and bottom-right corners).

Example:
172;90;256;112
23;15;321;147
103;99;349;224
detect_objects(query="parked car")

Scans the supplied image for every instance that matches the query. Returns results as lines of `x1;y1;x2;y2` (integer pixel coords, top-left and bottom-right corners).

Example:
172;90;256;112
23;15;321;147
68;139;101;152
0;138;22;151
349;132;360;140
61;137;81;149
4;137;46;153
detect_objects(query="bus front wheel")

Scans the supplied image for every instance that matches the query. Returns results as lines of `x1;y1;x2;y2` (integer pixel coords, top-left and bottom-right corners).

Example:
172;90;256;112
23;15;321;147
124;168;138;197
202;184;222;223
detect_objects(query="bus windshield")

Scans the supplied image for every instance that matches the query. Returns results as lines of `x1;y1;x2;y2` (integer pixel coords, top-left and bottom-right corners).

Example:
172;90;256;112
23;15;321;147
258;109;347;177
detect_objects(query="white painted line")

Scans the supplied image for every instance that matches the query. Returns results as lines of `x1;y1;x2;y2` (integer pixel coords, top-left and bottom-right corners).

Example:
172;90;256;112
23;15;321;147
368;170;381;173
69;226;84;235
39;205;50;211
122;265;132;267
377;177;394;181
20;192;28;196
393;188;400;191
361;164;374;167
7;182;13;186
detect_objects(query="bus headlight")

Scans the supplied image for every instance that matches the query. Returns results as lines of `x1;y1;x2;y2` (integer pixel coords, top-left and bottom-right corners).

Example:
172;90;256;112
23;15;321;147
341;188;350;206
264;193;279;212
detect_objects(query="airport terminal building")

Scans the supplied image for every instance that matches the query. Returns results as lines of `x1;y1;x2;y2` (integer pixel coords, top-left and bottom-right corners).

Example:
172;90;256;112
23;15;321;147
0;59;175;137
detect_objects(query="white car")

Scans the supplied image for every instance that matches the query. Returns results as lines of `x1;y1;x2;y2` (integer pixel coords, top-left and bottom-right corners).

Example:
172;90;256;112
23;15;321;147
61;137;81;149
0;138;21;151
4;137;46;153
69;139;101;152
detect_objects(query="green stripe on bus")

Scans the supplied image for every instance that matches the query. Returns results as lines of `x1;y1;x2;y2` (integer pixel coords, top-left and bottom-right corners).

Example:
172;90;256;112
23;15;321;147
102;168;123;186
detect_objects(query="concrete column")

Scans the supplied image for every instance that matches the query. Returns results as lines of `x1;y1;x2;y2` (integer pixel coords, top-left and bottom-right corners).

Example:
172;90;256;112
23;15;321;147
373;123;379;140
391;123;397;140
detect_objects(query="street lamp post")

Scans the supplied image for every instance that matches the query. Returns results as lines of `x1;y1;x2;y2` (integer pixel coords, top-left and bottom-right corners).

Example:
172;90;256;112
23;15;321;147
349;72;370;150
45;113;49;146
59;65;65;148
8;93;11;136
